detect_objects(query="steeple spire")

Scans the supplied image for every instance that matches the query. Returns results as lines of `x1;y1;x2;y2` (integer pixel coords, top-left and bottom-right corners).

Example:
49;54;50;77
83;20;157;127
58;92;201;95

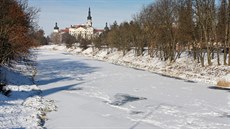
54;22;59;30
87;7;92;20
53;22;59;33
104;22;109;31
86;7;92;27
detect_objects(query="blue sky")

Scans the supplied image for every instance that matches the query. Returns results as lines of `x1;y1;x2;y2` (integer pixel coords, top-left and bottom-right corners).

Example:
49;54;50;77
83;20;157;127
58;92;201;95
28;0;154;35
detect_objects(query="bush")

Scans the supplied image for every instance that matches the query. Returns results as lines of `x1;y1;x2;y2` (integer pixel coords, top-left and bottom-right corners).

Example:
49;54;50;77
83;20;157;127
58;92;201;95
217;79;230;87
0;0;39;65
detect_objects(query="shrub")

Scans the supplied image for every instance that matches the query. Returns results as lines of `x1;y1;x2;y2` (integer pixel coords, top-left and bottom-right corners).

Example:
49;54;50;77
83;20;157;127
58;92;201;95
217;79;230;87
0;0;39;65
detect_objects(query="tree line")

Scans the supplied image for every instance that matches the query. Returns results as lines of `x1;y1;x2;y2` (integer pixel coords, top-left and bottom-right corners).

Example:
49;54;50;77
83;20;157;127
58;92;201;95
94;0;230;66
0;0;45;66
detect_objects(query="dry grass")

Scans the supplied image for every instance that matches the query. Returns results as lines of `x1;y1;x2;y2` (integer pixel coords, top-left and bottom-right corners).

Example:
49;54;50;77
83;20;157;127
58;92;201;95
217;80;230;88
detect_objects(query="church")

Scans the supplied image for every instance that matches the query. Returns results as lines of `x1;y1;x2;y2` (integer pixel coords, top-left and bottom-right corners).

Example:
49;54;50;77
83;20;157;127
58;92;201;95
53;8;105;40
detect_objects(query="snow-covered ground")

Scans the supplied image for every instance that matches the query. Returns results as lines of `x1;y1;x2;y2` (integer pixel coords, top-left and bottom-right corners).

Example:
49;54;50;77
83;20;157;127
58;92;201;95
36;45;230;129
0;64;56;128
44;44;230;86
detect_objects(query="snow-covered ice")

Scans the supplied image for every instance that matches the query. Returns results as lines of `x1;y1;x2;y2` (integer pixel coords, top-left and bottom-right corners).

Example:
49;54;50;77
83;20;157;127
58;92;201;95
36;46;230;129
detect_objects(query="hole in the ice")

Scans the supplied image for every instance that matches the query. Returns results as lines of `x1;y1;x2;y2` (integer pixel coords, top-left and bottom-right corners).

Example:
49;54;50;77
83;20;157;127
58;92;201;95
109;93;147;106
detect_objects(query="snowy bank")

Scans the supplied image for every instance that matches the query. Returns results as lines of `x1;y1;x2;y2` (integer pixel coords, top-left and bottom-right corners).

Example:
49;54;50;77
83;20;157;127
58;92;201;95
0;65;56;128
41;45;230;86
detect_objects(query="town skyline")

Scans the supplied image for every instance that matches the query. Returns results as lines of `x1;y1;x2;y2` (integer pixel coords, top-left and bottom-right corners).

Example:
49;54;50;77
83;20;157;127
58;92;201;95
28;0;154;35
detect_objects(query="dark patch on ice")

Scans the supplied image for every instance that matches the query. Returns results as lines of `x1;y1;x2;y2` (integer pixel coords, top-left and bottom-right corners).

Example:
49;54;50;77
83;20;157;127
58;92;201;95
160;74;183;80
220;113;230;118
132;67;145;71
62;52;72;55
225;114;230;118
66;87;83;91
130;110;144;115
208;86;230;91
184;80;196;83
158;73;197;83
40;118;45;127
109;93;147;106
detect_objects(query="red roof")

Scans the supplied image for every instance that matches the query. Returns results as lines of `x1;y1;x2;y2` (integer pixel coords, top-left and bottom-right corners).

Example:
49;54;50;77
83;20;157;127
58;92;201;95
60;28;69;33
72;24;87;29
94;29;104;33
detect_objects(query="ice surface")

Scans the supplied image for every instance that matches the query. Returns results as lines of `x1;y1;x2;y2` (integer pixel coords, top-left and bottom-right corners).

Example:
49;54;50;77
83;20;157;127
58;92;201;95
35;46;230;129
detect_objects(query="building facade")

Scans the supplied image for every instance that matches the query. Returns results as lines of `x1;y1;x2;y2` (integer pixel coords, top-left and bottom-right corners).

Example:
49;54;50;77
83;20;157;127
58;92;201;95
54;8;104;40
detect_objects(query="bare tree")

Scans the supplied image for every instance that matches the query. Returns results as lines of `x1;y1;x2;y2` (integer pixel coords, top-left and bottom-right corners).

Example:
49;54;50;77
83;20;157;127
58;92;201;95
92;0;230;67
193;0;217;66
176;0;194;58
33;29;48;45
62;32;76;48
227;0;230;65
217;0;227;65
0;0;39;65
50;32;61;44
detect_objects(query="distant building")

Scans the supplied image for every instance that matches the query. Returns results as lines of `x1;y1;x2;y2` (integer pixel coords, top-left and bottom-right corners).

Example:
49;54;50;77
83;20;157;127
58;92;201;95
53;22;59;33
104;22;109;32
54;8;105;40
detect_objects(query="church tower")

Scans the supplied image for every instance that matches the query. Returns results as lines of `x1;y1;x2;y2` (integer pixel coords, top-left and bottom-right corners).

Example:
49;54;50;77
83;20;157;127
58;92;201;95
104;22;109;31
86;7;92;27
53;22;59;33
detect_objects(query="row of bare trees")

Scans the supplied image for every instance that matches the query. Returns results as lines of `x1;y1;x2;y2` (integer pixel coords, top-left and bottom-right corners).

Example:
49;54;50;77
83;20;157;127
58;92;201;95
94;0;230;66
0;0;40;65
50;32;92;49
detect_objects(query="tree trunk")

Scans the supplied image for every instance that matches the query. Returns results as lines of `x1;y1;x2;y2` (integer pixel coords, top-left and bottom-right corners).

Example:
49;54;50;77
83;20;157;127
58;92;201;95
228;0;230;65
200;54;205;67
228;46;230;65
224;44;227;65
204;29;212;66
207;46;212;65
193;43;197;60
217;46;221;65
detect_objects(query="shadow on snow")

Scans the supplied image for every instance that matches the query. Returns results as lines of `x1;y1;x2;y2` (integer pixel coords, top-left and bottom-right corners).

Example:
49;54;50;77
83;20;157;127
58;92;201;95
36;58;99;96
36;58;99;85
208;86;230;92
41;82;85;97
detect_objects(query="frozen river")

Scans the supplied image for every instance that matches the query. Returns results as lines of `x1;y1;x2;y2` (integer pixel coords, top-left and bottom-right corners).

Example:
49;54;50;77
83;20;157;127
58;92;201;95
36;48;230;129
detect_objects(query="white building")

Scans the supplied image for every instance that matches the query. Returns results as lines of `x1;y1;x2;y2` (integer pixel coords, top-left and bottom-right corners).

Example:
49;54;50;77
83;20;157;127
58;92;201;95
68;8;103;39
53;8;105;40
